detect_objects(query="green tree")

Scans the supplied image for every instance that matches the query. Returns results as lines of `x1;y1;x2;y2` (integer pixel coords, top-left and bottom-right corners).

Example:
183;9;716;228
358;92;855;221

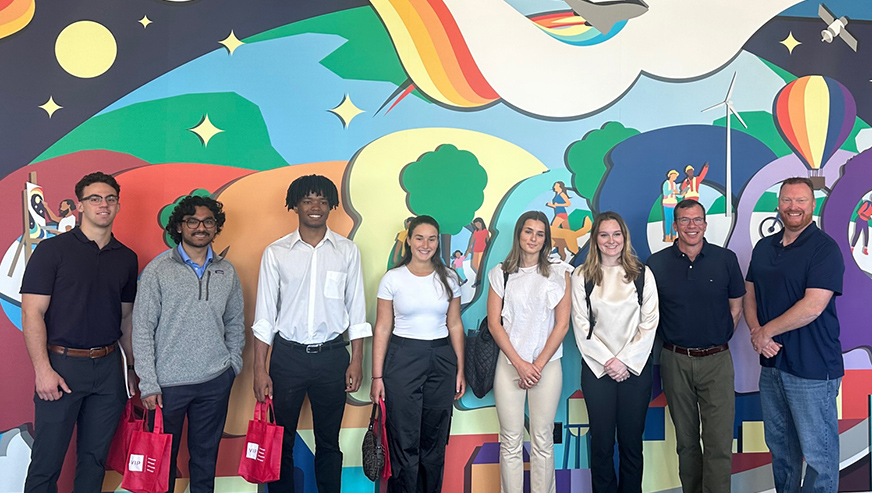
401;144;488;262
158;189;211;247
565;121;640;203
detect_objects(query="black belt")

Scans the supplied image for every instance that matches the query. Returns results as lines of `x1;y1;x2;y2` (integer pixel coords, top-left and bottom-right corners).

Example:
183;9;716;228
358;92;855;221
663;343;729;358
285;337;348;354
390;335;450;347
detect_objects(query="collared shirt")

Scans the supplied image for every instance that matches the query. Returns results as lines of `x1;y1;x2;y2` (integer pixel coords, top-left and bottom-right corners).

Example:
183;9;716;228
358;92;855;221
177;244;213;279
20;227;138;348
252;228;372;345
647;240;745;348
747;223;844;380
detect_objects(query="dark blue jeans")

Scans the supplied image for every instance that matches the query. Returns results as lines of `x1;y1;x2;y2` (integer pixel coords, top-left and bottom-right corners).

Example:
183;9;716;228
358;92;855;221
161;367;235;493
759;367;840;493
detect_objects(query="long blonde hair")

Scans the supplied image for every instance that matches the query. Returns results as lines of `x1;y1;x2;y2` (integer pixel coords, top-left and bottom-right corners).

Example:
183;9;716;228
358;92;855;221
578;211;642;285
501;211;552;277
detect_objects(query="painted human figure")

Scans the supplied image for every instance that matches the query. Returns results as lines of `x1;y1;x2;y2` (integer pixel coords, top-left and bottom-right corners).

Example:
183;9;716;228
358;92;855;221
465;217;491;287
681;163;709;201
546;181;572;229
451;250;469;284
661;170;680;242
850;197;872;255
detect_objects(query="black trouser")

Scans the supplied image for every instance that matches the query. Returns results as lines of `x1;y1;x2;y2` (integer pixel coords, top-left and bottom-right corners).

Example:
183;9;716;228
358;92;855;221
269;336;349;493
581;356;652;493
383;335;457;493
161;367;235;493
24;349;127;493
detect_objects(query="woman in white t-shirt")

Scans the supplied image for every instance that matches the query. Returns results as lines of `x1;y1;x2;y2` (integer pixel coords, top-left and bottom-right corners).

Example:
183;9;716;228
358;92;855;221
486;211;571;493
571;211;658;493
371;215;466;493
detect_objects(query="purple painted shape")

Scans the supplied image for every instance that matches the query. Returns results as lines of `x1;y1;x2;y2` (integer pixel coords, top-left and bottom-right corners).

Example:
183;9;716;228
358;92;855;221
556;467;592;492
823;148;872;352
843;348;872;371
726;151;849;392
471;441;530;464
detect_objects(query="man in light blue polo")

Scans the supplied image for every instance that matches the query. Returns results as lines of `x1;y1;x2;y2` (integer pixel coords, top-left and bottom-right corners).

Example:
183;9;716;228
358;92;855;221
745;177;843;493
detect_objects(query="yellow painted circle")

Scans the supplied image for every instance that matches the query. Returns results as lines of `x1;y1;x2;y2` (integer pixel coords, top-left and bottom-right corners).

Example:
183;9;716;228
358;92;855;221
55;21;117;78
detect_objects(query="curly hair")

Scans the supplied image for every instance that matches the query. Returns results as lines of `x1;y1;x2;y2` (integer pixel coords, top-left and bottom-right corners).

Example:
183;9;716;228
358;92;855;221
285;175;339;210
165;195;226;245
75;172;120;200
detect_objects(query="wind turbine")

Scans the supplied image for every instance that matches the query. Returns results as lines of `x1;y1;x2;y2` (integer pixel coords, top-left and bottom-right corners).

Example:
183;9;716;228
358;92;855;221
702;72;747;218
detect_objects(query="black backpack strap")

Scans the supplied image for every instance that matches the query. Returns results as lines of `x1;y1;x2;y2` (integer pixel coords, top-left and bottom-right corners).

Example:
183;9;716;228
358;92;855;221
634;266;646;307
584;277;596;340
501;267;509;314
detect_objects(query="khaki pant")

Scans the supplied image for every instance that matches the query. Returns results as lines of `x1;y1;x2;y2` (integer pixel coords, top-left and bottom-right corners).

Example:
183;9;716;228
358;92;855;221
660;348;735;493
493;355;562;493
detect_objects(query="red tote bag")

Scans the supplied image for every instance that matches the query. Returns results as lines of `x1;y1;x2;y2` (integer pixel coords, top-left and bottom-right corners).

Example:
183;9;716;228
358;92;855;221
238;397;284;484
106;399;143;474
121;407;172;493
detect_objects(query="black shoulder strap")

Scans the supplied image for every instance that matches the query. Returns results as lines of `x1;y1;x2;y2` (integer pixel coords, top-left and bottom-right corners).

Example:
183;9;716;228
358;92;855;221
634;266;645;307
584;277;596;340
501;268;509;312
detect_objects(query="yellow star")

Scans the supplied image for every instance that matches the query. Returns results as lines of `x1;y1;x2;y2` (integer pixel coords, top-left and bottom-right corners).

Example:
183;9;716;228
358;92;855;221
328;94;365;128
219;30;244;55
138;15;152;29
188;114;224;147
38;96;63;118
780;31;801;54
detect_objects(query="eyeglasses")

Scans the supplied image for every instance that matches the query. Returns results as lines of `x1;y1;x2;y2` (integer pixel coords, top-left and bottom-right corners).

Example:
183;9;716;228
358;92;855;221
184;218;218;229
81;194;118;205
676;217;705;225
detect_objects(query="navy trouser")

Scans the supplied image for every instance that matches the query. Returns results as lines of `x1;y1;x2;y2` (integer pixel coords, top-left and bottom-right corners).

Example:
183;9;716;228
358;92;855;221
383;335;457;493
24;349;127;493
269;336;349;493
160;367;235;493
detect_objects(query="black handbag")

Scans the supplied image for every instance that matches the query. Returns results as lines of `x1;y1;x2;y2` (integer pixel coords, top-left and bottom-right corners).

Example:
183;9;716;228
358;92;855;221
361;400;385;481
464;269;509;398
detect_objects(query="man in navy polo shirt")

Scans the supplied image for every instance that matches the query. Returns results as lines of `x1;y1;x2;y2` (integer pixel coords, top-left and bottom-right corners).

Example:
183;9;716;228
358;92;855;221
745;177;844;493
648;199;744;493
21;171;138;493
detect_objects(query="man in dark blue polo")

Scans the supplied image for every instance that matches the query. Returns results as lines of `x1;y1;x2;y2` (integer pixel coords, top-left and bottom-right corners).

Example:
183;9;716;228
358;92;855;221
745;177;843;493
647;199;744;493
21;172;138;493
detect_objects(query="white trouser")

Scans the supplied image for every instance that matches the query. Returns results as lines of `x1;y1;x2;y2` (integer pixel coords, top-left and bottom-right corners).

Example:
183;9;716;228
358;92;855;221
493;354;562;493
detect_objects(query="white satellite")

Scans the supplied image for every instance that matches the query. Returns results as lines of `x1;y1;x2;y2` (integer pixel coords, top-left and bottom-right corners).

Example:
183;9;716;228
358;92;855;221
819;3;858;52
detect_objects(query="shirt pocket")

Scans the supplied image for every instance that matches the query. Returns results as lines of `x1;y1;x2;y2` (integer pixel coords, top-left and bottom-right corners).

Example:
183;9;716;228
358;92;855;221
324;271;347;300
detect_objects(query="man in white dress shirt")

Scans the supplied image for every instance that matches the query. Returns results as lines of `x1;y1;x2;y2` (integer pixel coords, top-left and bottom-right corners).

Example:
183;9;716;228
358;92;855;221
252;175;372;492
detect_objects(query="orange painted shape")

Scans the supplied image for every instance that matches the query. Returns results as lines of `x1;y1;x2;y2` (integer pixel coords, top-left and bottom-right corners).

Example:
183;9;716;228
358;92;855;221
427;0;499;103
0;0;18;11
0;0;32;25
789;77;813;167
410;0;484;105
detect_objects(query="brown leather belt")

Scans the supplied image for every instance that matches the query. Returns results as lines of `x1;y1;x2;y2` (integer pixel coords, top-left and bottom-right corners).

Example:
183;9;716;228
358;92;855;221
48;343;117;358
663;343;729;358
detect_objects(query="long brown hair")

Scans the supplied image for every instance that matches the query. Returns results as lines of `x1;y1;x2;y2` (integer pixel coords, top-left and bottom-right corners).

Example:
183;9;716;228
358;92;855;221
502;211;552;277
578;211;642;285
396;215;456;299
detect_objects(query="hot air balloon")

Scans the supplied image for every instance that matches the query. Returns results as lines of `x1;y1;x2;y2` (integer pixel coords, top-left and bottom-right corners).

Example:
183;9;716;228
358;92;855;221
773;75;856;189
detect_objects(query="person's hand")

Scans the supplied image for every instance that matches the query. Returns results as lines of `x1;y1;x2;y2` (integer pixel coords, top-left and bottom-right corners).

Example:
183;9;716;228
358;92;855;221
455;372;466;400
371;378;385;403
604;358;630;382
35;368;71;401
253;368;273;403
141;394;162;410
346;361;363;393
514;360;541;388
750;326;781;358
126;368;139;397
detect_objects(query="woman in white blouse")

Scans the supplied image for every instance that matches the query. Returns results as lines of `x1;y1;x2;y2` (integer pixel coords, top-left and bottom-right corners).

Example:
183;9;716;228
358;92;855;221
487;211;571;493
571;211;658;493
371;215;466;493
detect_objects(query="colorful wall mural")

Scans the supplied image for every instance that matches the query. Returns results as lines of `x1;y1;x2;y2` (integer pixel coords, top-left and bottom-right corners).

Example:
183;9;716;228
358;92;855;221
1;0;872;491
